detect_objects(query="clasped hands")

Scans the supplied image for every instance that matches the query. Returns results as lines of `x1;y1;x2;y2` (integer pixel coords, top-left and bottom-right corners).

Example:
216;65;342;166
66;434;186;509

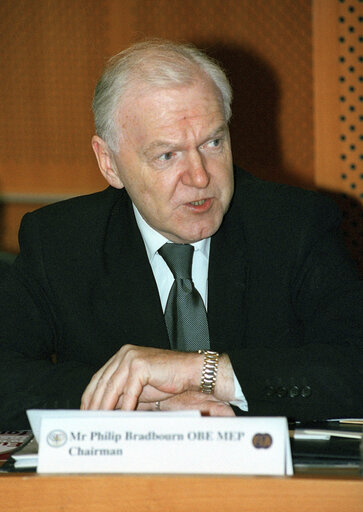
81;345;235;416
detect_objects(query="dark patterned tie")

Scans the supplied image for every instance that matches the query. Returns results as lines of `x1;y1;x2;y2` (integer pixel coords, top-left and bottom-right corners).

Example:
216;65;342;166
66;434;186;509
159;243;210;351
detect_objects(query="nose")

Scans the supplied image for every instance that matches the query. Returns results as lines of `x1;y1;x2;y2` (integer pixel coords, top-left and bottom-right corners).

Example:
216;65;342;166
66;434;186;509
181;151;210;188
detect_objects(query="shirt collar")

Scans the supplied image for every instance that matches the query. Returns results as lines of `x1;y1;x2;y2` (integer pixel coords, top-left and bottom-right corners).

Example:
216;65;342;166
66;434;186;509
133;204;210;263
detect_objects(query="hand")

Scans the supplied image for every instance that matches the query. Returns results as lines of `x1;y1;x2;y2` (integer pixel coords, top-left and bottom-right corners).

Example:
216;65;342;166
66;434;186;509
81;344;235;412
137;390;236;417
81;345;203;411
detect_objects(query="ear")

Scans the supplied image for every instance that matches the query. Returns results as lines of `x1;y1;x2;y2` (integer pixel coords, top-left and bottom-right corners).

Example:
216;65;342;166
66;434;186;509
91;135;124;189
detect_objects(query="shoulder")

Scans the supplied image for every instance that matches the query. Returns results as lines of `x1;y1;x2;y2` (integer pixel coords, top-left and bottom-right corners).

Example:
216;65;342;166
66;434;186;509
231;166;341;234
26;186;125;220
18;187;129;253
21;187;126;230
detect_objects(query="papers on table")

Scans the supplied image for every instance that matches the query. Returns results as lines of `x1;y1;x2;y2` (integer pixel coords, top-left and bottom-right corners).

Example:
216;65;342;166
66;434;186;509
291;419;362;472
294;429;362;441
0;430;33;458
293;419;363;440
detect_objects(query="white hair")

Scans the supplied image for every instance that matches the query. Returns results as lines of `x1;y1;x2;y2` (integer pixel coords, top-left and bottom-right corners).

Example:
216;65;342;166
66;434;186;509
92;40;233;152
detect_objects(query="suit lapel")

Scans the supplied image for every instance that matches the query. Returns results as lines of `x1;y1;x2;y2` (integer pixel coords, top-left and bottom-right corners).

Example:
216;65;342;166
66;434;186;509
208;206;249;354
99;192;170;350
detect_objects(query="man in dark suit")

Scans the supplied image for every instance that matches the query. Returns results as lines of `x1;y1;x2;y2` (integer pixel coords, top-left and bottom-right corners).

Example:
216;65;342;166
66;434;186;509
0;41;361;429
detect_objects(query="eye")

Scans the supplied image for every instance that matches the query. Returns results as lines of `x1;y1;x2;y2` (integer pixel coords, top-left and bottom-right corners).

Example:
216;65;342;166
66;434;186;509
209;138;221;147
203;138;223;150
159;151;175;161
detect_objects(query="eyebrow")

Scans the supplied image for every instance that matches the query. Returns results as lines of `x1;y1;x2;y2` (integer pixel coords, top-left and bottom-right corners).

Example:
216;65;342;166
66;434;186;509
206;123;228;140
142;123;228;159
142;141;175;159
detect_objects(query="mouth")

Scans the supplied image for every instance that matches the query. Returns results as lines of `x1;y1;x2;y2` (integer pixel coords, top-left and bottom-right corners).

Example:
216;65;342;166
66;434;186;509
186;198;212;211
190;199;206;206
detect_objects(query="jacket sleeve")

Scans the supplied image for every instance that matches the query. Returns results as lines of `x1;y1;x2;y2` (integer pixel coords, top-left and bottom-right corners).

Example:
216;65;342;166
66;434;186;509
228;194;363;421
0;213;97;429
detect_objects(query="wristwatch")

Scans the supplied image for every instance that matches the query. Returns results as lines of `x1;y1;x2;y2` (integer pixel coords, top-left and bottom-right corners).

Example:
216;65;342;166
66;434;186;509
198;350;219;394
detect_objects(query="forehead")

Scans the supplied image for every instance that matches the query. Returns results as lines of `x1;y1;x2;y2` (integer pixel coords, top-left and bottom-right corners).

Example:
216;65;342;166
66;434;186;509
116;79;225;146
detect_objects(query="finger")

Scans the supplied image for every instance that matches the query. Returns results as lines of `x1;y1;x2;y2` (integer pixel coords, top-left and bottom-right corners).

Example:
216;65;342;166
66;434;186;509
84;356;128;410
92;361;132;410
144;391;235;416
117;372;145;411
136;401;157;411
95;353;148;410
82;345;136;409
137;384;174;403
82;346;143;410
81;365;109;409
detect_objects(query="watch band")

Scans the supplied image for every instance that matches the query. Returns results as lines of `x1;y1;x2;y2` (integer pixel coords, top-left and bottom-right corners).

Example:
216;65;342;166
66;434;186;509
198;350;219;394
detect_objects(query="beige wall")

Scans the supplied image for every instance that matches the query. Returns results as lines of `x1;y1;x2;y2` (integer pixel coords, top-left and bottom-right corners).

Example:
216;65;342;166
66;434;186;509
0;0;361;264
313;0;362;268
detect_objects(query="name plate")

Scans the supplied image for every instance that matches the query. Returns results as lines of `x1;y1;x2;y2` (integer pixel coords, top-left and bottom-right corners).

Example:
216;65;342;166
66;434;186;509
28;410;292;475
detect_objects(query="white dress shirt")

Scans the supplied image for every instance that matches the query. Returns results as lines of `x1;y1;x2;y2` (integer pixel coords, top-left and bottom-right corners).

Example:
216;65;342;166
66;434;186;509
133;205;248;411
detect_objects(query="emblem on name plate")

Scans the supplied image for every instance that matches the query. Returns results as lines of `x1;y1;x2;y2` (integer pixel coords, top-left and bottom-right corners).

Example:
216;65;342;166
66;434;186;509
252;433;273;449
47;429;67;447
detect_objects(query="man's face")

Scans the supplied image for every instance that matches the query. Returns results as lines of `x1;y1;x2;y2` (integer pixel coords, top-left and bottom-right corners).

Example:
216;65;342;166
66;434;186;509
98;79;234;244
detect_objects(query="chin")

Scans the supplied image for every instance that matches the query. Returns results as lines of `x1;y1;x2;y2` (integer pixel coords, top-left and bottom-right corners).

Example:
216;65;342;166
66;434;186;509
183;222;222;244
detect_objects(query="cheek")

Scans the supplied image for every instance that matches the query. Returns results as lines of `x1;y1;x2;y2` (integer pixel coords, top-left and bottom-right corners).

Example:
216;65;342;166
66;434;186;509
216;175;234;212
144;178;177;216
123;164;154;198
156;173;182;203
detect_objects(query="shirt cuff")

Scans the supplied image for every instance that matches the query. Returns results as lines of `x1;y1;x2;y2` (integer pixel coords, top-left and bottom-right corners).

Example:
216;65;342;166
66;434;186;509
230;371;248;411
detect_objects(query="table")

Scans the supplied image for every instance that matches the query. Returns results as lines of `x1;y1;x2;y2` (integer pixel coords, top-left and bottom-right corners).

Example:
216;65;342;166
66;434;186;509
0;473;362;512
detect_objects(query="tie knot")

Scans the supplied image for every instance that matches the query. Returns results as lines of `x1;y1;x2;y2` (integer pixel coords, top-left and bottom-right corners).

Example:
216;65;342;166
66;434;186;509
159;243;194;280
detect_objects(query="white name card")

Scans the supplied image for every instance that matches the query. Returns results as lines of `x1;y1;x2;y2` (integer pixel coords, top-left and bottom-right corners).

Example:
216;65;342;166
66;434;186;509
28;410;293;475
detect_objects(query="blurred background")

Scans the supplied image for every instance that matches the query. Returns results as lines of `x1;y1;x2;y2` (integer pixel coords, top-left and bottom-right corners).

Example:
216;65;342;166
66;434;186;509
0;0;361;269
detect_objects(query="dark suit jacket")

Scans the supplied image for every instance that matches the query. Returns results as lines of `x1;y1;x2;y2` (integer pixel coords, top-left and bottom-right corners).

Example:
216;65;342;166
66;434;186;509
0;168;362;428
